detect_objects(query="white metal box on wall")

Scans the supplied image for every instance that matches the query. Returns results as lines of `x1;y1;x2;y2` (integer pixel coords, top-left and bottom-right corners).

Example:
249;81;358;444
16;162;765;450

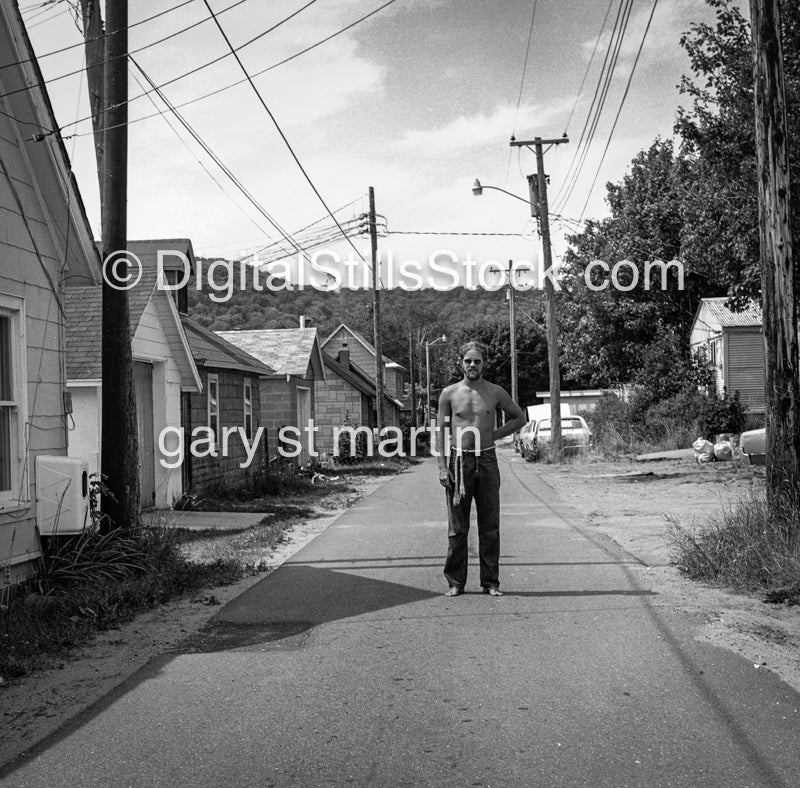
35;456;90;536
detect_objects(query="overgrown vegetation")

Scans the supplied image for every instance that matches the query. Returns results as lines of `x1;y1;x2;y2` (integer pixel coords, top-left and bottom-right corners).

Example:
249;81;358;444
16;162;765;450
587;385;751;456
0;524;243;680
669;493;800;601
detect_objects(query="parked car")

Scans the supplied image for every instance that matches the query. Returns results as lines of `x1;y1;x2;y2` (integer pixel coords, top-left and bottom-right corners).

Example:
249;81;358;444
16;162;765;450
521;415;592;461
517;419;539;459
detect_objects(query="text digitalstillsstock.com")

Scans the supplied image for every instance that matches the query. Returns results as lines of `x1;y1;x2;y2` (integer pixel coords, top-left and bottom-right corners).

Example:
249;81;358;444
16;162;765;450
102;249;686;300
157;422;481;469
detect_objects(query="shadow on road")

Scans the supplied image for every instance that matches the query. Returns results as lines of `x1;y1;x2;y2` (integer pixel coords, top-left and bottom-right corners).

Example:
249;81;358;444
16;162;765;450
179;565;440;652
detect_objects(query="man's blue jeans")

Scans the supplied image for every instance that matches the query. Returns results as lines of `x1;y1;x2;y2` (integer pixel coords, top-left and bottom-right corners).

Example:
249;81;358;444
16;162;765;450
443;448;501;590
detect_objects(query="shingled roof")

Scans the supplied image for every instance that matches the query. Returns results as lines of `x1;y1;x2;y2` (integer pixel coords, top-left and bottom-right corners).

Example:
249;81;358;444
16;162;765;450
182;318;275;376
64;267;159;379
217;328;325;379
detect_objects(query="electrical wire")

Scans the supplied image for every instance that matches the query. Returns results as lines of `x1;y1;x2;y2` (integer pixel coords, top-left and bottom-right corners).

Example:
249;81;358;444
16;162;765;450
57;0;400;138
551;0;635;214
130;54;316;267
1;0;197;72
0;0;258;101
512;0;538;137
563;0;616;134
199;0;371;267
577;0;660;220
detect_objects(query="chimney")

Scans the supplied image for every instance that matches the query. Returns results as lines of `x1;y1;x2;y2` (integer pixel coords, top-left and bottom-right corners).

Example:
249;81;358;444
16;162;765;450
338;342;350;368
299;315;305;328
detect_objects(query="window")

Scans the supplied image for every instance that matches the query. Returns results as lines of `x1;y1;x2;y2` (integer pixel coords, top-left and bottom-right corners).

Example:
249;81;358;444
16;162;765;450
207;374;219;446
243;379;253;439
0;295;28;506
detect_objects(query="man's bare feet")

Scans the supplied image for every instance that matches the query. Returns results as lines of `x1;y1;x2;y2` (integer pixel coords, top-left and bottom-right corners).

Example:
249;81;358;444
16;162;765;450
483;586;504;597
444;586;463;597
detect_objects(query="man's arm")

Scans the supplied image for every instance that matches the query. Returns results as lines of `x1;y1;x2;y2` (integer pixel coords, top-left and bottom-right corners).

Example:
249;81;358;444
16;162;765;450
436;387;453;486
492;386;526;442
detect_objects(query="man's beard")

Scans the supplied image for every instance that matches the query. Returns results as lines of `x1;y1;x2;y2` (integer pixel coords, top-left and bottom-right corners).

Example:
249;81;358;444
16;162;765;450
465;368;481;379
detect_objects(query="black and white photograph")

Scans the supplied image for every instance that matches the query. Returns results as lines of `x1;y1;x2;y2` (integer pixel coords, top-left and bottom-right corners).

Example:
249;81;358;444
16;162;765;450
1;0;800;784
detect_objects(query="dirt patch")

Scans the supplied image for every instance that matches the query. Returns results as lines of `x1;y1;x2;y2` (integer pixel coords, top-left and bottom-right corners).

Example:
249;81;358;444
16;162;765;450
0;474;390;769
533;453;800;695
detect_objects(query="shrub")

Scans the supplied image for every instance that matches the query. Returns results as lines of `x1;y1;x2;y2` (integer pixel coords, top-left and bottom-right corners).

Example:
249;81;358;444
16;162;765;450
702;389;748;437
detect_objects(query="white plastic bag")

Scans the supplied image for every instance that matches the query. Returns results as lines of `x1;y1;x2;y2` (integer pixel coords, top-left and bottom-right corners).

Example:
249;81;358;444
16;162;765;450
713;441;732;461
692;437;715;463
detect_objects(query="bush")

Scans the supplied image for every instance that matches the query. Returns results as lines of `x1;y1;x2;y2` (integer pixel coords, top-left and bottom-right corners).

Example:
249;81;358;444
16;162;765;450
702;389;748;436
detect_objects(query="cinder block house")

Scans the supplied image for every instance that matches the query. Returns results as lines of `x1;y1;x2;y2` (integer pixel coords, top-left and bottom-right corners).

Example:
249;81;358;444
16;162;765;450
217;328;325;465
0;4;101;584
316;344;406;456
689;297;765;412
321;324;405;427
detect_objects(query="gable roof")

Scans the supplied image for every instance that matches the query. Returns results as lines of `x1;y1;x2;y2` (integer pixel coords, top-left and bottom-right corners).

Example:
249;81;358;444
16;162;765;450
321;323;406;371
182;318;275;376
126;239;196;279
323;353;403;409
0;4;100;285
217;328;326;380
64;273;201;390
693;297;763;335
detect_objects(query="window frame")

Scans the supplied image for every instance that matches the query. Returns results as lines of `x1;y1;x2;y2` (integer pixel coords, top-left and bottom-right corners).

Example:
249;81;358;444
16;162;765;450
0;294;29;509
243;378;253;440
207;373;219;448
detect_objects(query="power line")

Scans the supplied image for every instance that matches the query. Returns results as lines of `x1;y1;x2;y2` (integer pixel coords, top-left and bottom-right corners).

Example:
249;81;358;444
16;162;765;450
552;0;635;214
130;55;317;267
563;0;616;134
0;0;257;101
2;0;197;72
512;0;538;136
578;0;660;220
199;0;370;266
57;0;400;137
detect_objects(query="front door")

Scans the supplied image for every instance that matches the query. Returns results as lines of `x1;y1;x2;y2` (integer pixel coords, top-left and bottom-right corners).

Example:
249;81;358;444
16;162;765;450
133;362;156;509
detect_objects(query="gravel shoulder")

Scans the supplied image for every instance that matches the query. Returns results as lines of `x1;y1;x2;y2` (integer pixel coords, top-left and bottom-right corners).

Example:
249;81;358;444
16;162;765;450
531;451;800;696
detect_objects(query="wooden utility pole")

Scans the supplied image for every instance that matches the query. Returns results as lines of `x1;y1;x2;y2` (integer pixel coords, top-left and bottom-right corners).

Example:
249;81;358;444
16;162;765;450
409;334;418;428
511;135;568;453
368;187;384;434
506;259;518;405
77;0;104;184
100;0;139;529
750;0;799;502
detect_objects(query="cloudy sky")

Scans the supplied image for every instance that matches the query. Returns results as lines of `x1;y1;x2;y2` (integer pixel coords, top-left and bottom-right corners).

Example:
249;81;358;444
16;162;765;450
24;0;728;282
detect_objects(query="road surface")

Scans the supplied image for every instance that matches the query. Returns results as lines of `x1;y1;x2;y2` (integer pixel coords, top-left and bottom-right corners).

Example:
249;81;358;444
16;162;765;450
4;451;800;787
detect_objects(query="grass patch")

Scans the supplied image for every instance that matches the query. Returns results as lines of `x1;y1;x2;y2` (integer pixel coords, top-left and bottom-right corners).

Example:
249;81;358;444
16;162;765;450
332;456;419;476
0;524;243;681
668;492;800;600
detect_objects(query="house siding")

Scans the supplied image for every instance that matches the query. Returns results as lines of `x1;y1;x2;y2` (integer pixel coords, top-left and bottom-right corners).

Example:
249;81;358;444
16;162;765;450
187;370;266;489
259;374;316;462
0;120;69;584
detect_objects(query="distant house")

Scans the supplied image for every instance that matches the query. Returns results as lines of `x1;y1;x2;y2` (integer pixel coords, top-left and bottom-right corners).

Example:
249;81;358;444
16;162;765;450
689;297;765;412
534;390;606;414
65;263;202;510
0;4;101;584
316;344;406;456
217;329;326;464
321;324;405;426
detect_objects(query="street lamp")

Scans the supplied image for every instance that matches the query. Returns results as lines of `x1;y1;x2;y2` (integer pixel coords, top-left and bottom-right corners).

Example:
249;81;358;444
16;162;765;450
473;174;562;453
425;334;447;425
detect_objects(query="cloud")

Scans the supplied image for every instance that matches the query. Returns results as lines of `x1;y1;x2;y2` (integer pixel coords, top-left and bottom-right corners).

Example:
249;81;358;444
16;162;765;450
398;101;571;156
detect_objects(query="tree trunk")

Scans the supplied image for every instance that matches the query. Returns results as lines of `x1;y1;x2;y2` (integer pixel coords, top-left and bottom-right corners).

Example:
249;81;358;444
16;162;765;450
750;0;800;504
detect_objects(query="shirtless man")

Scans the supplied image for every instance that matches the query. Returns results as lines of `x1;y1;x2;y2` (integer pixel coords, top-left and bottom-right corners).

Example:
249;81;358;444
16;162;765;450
436;341;526;597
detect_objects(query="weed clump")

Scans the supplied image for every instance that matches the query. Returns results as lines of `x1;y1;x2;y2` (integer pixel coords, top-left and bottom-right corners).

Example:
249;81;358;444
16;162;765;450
668;492;800;598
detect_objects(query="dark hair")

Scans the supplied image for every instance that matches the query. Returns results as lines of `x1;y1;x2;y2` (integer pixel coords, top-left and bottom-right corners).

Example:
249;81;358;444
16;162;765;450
460;340;488;362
